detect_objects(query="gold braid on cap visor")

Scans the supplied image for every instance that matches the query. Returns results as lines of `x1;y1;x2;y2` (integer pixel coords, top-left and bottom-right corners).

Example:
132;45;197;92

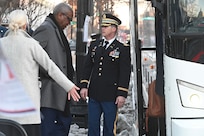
101;18;119;26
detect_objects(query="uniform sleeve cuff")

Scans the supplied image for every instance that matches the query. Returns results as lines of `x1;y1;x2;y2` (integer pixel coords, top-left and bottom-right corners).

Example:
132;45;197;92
117;87;128;98
117;90;128;98
80;80;89;88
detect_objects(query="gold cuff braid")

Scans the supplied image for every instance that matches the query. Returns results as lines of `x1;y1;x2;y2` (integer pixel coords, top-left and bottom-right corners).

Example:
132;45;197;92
80;80;89;84
118;87;128;92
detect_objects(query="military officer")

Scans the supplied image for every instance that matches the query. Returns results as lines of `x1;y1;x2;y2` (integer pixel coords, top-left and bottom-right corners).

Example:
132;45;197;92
80;13;131;136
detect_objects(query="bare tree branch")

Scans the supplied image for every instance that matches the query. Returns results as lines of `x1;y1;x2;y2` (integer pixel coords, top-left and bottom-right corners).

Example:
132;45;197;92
20;0;52;29
0;0;20;23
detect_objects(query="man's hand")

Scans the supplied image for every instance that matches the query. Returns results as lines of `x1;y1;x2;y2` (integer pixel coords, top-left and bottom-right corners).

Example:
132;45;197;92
67;85;80;101
115;96;126;108
80;88;88;100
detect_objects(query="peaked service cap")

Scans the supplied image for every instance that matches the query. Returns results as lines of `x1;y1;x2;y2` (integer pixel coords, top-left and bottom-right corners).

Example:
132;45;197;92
101;13;121;27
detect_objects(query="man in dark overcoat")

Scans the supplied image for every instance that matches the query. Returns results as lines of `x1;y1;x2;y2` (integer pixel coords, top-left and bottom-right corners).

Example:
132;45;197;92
32;3;74;136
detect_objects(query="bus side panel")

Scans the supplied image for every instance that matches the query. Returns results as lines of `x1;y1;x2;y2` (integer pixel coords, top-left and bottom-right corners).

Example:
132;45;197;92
164;55;204;136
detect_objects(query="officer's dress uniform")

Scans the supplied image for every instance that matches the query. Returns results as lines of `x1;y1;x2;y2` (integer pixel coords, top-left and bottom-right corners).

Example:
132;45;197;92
80;30;131;135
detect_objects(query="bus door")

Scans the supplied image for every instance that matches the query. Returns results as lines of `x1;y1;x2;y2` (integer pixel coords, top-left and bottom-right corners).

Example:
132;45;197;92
130;0;157;135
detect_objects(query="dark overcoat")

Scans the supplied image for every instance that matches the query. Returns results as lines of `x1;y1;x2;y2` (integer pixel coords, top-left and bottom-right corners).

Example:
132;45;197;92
32;17;74;111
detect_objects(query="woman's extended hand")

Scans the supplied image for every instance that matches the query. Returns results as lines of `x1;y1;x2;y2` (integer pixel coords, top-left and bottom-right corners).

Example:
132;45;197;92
68;85;80;101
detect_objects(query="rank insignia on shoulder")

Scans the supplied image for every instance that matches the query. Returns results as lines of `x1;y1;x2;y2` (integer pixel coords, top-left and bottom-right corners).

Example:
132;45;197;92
91;39;97;42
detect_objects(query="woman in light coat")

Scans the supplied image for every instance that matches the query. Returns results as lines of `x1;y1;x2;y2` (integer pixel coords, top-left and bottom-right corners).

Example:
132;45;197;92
0;9;80;136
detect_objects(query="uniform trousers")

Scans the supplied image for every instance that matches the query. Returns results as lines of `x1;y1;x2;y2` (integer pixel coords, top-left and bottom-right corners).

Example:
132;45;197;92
40;107;72;136
88;98;117;136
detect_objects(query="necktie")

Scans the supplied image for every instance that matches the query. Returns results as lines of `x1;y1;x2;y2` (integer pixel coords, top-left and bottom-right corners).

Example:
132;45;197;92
103;41;109;49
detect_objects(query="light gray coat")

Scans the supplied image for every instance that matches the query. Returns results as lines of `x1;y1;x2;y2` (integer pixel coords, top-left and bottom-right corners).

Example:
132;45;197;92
0;30;74;124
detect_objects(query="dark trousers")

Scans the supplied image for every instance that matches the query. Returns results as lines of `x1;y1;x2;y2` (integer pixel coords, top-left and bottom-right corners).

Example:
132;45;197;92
146;117;166;136
40;107;72;136
88;98;117;136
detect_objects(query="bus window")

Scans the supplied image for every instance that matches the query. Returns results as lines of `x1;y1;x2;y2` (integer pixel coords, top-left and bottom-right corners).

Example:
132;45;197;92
166;0;204;64
169;0;204;33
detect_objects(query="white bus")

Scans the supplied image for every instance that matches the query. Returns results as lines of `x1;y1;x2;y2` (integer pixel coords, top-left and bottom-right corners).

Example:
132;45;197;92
165;0;204;135
131;0;204;135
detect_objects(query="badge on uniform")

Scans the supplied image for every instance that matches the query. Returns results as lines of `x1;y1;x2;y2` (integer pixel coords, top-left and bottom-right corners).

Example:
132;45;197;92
91;46;97;62
91;46;97;56
109;48;120;58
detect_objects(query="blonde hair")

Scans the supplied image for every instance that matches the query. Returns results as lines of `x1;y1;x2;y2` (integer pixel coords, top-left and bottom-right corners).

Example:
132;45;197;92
8;9;28;32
